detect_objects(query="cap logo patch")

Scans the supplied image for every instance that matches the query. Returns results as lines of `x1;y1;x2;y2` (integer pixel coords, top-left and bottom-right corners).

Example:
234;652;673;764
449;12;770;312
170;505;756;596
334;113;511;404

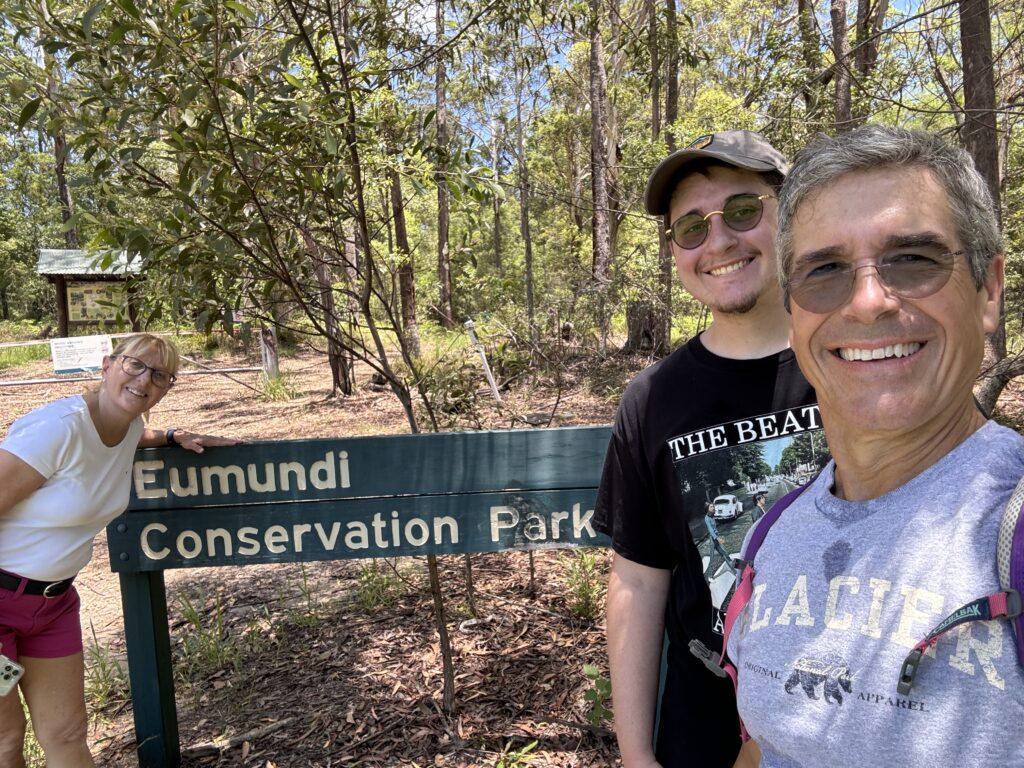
686;134;714;150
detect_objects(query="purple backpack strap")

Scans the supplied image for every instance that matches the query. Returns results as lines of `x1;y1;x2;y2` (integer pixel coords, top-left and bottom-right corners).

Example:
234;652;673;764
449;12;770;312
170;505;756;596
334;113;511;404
743;484;809;565
997;476;1024;667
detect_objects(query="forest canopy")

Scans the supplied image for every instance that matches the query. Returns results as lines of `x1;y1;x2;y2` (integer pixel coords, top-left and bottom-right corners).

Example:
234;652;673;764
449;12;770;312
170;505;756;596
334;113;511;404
1;0;1022;414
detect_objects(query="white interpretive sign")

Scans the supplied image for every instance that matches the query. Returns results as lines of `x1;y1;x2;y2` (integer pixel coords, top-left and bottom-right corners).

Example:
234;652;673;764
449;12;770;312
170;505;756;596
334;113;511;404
50;334;112;374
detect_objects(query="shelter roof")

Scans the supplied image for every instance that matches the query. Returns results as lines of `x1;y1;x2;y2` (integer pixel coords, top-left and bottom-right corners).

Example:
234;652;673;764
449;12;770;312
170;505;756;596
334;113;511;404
36;249;139;276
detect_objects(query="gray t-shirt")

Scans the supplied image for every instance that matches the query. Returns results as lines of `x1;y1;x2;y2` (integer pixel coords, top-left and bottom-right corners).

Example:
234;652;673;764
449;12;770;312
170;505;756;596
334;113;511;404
729;420;1024;767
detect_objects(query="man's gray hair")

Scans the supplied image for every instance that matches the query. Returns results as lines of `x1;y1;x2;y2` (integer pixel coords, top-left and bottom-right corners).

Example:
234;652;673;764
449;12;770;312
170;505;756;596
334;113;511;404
777;124;1001;295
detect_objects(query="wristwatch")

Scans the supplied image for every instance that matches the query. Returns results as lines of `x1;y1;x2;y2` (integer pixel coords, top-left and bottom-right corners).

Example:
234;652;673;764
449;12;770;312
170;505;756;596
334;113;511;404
165;428;182;448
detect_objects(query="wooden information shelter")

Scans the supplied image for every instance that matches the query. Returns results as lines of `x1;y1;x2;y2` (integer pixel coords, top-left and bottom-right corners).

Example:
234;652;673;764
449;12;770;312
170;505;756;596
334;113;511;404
36;248;141;337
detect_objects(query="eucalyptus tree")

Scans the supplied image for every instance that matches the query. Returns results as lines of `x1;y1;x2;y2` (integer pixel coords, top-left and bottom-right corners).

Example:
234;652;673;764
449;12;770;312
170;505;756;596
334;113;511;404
434;0;455;327
5;0;510;409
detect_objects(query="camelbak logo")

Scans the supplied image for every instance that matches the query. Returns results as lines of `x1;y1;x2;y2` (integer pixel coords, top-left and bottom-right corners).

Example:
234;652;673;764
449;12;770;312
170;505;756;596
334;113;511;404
934;602;983;634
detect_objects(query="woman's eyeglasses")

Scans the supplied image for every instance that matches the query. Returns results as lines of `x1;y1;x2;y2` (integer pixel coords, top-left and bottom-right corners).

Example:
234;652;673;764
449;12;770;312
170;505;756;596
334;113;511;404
115;355;176;388
786;248;963;313
666;193;774;250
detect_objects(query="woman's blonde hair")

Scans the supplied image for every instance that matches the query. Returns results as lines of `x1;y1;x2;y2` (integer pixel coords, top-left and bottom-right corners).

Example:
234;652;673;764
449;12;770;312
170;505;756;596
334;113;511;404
111;334;181;377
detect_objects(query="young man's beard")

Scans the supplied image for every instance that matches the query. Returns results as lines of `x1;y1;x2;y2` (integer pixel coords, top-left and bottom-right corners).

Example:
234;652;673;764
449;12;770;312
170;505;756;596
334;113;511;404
712;290;760;315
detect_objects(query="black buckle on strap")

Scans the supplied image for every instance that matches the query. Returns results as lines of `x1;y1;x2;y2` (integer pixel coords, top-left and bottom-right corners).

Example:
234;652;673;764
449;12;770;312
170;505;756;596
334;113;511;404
689;639;728;678
897;649;923;696
1006;589;1022;619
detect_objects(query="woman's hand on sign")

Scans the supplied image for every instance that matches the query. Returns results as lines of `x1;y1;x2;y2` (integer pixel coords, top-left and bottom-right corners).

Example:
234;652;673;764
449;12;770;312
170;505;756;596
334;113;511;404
139;428;240;453
174;431;240;454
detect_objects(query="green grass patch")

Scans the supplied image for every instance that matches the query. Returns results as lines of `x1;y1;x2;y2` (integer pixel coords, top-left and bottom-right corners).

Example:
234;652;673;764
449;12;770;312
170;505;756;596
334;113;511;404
564;549;606;620
84;624;130;711
0;343;50;371
259;372;294;401
356;560;402;611
0;320;46;342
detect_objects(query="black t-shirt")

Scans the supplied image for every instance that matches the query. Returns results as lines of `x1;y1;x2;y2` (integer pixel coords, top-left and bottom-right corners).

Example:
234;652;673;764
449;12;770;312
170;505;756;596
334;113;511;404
595;335;825;767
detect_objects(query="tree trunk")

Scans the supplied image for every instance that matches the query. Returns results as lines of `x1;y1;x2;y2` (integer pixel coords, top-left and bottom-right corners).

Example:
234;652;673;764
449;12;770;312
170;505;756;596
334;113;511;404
854;0;888;78
45;53;79;250
55;275;69;337
390;167;421;357
516;52;537;343
570;133;586;233
491;118;503;274
798;0;823;116
307;237;353;396
335;1;417;432
427;554;456;713
852;0;888;123
589;0;613;286
831;0;853;132
654;0;680;355
663;0;679;154
624;301;661;352
960;0;1007;412
649;0;660;141
604;0;624;254
435;0;455;328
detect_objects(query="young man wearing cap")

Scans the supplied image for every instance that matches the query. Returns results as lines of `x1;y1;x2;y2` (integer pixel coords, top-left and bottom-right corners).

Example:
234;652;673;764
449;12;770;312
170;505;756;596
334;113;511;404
594;131;824;767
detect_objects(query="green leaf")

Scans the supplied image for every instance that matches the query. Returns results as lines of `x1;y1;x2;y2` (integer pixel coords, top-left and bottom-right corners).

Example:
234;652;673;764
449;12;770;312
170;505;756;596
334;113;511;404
282;72;303;89
224;43;248;64
223;0;254;20
216;77;247;99
83;2;105;42
17;98;42;129
115;0;139;19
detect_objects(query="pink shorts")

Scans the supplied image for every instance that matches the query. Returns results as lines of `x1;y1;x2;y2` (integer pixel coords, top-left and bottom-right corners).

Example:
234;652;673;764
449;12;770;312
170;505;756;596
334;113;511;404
0;579;83;661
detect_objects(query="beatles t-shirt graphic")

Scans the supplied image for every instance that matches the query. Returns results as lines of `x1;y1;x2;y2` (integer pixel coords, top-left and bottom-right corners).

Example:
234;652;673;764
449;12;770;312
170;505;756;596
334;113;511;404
668;404;828;633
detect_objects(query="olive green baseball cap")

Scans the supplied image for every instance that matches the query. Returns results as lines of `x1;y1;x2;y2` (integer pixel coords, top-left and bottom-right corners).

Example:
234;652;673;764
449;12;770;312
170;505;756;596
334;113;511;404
644;130;790;216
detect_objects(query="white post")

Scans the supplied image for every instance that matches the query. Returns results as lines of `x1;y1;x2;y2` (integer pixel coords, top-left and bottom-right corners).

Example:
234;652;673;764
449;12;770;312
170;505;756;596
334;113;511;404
464;319;502;404
260;325;280;380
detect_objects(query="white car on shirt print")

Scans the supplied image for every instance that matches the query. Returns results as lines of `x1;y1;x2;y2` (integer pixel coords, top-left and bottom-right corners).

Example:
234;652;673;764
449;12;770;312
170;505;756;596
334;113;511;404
712;494;743;520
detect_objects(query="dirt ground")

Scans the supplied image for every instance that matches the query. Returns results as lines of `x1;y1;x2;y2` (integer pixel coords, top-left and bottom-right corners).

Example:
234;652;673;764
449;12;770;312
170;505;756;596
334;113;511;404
0;341;646;767
7;340;1024;767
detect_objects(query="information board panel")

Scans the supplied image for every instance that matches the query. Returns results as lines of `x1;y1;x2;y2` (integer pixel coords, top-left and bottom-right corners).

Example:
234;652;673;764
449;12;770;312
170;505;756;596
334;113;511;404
67;281;126;322
50;334;112;374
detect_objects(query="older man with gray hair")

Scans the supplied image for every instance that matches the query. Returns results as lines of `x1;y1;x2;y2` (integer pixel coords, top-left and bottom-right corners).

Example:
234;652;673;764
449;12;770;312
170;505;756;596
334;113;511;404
728;124;1024;767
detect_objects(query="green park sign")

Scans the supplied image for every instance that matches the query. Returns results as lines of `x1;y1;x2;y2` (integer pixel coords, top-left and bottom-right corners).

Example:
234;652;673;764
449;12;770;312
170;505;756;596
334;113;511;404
106;426;613;571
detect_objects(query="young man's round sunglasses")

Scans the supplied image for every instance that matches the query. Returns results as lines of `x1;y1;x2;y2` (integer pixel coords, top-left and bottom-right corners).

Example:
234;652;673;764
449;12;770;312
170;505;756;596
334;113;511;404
785;248;963;314
666;193;774;250
114;355;176;388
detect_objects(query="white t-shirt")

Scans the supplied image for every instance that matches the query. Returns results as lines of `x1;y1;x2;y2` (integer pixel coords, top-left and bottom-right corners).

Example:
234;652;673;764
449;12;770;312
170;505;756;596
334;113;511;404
0;395;144;581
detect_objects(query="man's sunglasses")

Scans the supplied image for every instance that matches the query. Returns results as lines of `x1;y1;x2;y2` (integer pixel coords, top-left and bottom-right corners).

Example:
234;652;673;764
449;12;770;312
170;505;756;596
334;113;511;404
115;355;176;388
666;193;774;250
786;248;963;314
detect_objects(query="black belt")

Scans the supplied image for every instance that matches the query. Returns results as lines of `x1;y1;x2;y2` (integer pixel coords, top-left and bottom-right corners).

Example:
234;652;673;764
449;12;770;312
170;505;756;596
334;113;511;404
0;571;75;598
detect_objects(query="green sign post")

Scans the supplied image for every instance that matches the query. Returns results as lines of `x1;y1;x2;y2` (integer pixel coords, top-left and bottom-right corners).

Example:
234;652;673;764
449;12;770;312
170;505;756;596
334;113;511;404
107;425;612;767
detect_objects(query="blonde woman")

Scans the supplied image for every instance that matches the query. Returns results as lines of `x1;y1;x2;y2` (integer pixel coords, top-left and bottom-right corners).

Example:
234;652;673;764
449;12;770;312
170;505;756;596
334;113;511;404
0;333;236;766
